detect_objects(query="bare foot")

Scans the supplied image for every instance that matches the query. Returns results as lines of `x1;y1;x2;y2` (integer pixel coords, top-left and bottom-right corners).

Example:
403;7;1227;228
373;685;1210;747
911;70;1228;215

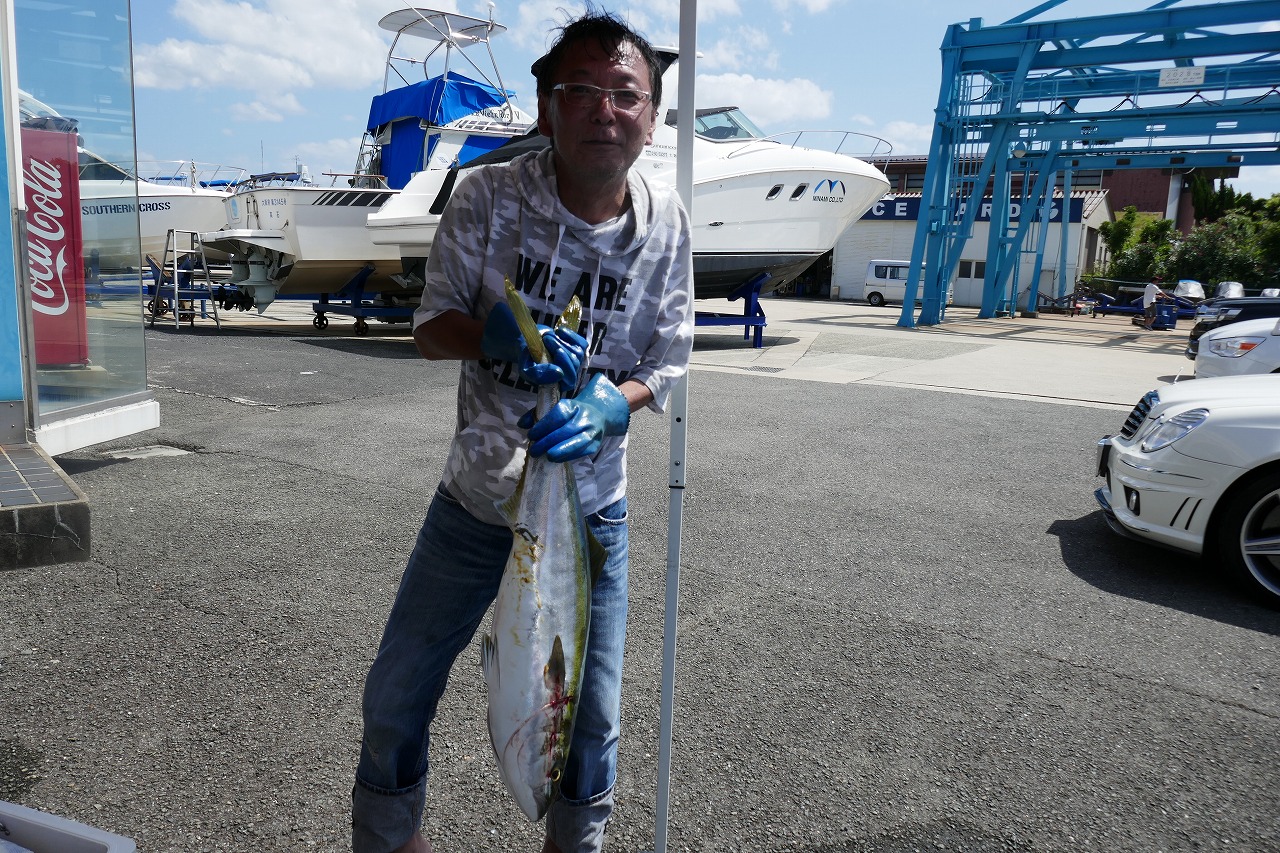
392;833;433;853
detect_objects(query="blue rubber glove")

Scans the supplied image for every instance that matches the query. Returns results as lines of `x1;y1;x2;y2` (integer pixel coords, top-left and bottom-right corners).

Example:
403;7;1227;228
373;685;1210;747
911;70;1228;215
519;373;631;462
480;303;523;362
521;327;588;394
482;304;586;393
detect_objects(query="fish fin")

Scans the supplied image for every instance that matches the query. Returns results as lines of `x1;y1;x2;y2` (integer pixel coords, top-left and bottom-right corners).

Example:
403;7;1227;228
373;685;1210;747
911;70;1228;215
545;635;566;692
495;463;527;526
559;297;582;331
480;633;498;687
587;529;607;588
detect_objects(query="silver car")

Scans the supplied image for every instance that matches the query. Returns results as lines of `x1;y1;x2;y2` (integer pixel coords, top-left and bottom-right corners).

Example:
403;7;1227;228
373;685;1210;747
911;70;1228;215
1194;316;1280;378
1095;374;1280;607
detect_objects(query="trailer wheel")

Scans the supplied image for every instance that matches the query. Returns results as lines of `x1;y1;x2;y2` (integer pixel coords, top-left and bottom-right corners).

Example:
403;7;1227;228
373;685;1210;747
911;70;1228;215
313;314;328;330
354;319;370;336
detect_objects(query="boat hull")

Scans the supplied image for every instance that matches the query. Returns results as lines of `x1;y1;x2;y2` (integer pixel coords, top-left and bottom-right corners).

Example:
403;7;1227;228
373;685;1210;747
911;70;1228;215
693;252;824;298
80;180;233;270
367;128;890;301
202;185;405;309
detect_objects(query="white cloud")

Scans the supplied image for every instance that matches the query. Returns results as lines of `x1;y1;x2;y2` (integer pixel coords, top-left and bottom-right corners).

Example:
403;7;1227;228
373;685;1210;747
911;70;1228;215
228;92;305;123
137;39;312;90
840;118;933;156
698;27;777;72
693;73;832;127
770;0;838;13
291;136;367;174
637;0;742;25
878;120;935;156
135;0;400;93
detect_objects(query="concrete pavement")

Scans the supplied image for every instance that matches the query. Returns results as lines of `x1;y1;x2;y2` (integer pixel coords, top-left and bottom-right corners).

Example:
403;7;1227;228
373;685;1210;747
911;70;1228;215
5;293;1269;853
688;297;1192;409
189;293;1195;409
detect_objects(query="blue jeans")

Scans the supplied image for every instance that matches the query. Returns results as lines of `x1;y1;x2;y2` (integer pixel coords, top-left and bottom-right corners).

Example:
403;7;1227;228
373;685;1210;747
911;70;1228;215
353;483;629;853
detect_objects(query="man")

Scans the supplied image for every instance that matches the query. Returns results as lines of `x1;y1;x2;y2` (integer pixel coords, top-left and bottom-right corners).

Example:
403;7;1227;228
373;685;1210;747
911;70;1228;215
1143;280;1168;330
351;9;694;853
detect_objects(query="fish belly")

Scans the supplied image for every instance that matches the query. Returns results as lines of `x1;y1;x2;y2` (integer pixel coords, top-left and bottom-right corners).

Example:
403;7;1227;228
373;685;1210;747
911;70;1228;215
483;456;592;821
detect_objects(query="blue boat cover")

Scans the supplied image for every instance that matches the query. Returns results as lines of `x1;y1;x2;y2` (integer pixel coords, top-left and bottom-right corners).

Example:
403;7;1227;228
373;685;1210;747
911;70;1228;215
367;73;508;131
367;73;513;189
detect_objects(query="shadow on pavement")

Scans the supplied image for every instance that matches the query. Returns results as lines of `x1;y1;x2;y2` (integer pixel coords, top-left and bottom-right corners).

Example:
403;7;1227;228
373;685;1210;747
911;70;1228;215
1048;512;1280;635
297;337;421;359
54;456;129;476
691;333;800;351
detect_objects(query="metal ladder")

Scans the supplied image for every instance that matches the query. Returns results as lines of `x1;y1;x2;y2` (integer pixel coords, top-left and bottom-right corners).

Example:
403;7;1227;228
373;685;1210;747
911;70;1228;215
146;229;221;330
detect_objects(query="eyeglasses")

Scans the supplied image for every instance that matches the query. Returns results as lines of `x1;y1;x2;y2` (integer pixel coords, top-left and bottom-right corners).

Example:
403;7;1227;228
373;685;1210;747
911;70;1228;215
552;83;652;114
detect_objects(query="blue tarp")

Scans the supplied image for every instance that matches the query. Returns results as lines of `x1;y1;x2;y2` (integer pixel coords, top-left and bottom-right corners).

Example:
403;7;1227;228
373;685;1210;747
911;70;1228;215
366;73;508;132
367;73;514;189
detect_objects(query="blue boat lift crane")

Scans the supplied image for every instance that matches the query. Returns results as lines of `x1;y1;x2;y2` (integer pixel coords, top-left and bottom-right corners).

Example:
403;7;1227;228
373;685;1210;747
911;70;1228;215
901;0;1280;327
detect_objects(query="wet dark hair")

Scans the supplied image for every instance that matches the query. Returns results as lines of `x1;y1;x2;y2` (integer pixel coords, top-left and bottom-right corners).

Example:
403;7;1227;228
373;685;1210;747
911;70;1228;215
531;7;663;108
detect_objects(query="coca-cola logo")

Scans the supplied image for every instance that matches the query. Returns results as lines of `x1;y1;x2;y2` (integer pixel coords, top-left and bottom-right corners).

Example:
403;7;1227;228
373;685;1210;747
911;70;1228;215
24;156;70;316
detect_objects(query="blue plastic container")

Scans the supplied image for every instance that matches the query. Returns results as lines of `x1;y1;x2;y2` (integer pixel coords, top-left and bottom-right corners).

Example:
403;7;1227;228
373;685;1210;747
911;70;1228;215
1152;302;1177;330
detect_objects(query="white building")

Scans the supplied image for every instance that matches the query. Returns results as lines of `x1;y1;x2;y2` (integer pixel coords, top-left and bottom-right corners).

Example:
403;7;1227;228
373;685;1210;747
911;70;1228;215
831;190;1112;308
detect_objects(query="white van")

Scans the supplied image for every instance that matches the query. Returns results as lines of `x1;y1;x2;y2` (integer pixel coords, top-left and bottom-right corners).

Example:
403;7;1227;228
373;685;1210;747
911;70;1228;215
862;260;952;307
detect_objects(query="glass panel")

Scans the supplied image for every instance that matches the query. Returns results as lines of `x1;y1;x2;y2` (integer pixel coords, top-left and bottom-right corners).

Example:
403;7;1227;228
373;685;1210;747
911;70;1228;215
959;260;972;278
14;0;147;419
974;261;987;279
694;108;765;140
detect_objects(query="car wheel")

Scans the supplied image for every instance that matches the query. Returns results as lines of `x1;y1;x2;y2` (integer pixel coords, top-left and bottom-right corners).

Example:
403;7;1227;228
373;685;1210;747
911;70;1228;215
867;292;885;307
1216;473;1280;608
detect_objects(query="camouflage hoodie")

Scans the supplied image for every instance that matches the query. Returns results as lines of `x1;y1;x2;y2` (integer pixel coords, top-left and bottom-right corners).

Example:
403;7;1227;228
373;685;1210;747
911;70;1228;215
414;148;694;526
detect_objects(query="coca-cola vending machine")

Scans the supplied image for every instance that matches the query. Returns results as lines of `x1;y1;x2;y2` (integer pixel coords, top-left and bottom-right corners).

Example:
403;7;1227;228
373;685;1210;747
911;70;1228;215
21;126;89;366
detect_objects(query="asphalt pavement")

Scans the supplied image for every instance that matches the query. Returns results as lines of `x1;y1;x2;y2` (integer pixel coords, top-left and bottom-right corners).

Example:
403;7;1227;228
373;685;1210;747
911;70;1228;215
2;296;1276;853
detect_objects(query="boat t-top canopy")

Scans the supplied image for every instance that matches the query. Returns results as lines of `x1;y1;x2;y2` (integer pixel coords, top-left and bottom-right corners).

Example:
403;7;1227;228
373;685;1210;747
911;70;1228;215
377;8;513;100
377;8;504;46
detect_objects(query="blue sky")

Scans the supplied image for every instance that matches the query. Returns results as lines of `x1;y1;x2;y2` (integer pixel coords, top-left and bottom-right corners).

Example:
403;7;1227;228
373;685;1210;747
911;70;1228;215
128;0;1280;198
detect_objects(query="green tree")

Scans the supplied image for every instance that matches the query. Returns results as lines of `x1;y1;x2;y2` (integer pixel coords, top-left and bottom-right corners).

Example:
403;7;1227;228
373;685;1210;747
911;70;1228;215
1191;173;1237;222
1255;219;1280;282
1098;205;1138;258
1108;217;1177;282
1167;213;1263;285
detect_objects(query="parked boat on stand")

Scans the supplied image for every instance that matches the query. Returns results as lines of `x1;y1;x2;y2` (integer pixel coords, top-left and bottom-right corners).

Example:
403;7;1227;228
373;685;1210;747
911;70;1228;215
367;52;891;305
201;6;534;327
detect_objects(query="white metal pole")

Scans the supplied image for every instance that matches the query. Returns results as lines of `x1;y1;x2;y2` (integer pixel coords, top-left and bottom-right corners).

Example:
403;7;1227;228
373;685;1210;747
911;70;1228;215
652;1;696;850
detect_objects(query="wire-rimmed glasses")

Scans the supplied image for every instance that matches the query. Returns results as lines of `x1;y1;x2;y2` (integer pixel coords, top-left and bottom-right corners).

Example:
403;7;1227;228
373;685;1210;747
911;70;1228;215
552;83;653;114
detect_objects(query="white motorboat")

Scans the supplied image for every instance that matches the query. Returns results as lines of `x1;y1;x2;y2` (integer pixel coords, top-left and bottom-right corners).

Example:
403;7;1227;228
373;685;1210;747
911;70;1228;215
19;91;244;272
79;158;244;270
201;7;534;313
367;54;891;300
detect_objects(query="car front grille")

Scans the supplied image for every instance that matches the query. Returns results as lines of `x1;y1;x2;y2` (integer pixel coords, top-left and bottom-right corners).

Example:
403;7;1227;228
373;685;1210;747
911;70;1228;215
1119;390;1159;438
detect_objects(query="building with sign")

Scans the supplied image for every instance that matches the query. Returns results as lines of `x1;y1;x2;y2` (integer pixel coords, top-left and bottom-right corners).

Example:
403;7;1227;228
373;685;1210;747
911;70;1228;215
832;188;1111;308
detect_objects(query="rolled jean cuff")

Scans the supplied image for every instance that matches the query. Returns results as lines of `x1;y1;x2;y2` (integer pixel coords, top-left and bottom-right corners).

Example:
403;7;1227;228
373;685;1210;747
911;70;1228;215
351;774;426;853
545;786;614;853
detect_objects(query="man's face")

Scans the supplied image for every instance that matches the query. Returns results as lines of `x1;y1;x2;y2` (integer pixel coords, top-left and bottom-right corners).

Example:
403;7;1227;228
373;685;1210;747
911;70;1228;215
537;38;657;185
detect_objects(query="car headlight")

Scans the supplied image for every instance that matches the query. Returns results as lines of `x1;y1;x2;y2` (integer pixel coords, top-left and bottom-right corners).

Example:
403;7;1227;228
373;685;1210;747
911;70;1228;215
1140;408;1208;452
1205;335;1266;358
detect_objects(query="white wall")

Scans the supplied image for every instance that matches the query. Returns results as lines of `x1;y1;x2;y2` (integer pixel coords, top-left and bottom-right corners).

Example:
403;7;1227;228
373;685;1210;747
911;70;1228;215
832;201;1108;308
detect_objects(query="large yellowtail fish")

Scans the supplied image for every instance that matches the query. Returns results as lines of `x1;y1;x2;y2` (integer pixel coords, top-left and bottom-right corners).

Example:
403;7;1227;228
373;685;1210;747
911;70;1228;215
481;281;605;821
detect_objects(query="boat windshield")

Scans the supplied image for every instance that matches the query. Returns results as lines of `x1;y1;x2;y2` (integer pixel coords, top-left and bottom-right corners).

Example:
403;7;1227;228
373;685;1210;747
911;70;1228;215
665;106;766;141
695;108;765;140
78;150;134;181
